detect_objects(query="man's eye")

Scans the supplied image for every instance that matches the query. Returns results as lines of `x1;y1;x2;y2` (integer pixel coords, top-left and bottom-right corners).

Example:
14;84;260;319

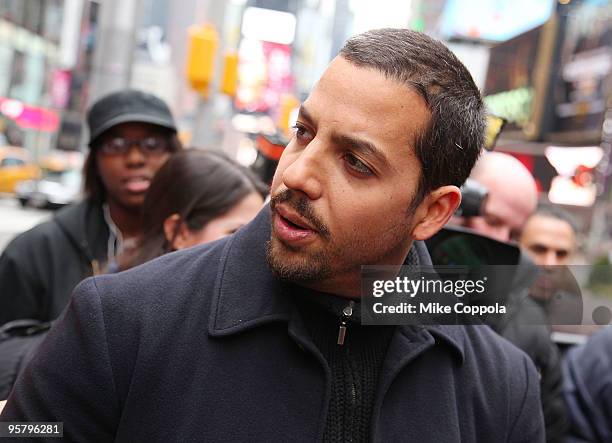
344;153;373;176
530;245;548;254
291;124;312;142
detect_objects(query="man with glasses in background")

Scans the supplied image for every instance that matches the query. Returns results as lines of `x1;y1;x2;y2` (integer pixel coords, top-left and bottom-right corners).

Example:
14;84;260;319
0;89;182;325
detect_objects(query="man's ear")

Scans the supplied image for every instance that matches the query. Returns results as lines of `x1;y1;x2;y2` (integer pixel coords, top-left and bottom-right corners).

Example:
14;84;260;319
410;185;461;241
163;214;191;250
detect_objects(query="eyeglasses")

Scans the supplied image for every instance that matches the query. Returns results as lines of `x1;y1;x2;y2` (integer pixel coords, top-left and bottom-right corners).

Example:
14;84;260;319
98;137;170;156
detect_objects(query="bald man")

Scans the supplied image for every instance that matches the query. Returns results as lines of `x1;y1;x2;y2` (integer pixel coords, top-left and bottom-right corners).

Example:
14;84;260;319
451;153;568;441
465;152;538;242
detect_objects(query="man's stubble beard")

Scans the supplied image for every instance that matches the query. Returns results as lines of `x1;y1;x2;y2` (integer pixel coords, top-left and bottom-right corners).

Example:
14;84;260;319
265;219;412;286
265;188;418;286
266;189;334;283
265;238;333;283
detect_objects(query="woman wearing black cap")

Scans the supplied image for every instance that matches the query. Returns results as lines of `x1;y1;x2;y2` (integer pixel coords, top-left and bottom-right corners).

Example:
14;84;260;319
0;89;182;326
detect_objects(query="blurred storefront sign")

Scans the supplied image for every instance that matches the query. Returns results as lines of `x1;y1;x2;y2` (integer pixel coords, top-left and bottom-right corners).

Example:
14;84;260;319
497;146;604;207
235;39;294;115
50;69;71;109
241;7;296;45
544;0;612;144
483;24;553;140
545;146;604;206
234;5;296;116
485;87;534;129
0;45;13;96
440;0;554;42
0;18;59;106
0;97;59;132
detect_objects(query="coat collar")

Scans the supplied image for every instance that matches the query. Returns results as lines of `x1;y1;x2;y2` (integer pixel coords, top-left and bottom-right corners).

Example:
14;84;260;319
208;205;464;363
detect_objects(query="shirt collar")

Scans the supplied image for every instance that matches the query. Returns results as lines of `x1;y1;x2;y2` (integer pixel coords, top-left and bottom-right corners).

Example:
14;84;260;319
207;204;465;362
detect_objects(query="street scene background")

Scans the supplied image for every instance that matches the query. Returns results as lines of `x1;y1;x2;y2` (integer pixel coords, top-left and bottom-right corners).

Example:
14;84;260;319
0;0;610;273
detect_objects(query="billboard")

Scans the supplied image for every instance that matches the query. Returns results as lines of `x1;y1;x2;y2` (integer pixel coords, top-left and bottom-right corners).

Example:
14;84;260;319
483;25;546;137
545;0;612;143
440;0;553;42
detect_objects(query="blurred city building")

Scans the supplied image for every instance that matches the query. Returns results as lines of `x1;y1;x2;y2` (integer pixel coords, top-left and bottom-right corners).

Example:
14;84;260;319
0;0;610;259
478;0;611;261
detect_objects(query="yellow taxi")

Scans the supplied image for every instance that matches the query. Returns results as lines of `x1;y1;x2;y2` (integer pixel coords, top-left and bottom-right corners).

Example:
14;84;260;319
0;147;40;194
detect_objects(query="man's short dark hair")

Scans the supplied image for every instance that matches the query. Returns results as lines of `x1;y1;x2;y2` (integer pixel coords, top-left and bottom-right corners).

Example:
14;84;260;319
340;29;486;205
529;204;579;233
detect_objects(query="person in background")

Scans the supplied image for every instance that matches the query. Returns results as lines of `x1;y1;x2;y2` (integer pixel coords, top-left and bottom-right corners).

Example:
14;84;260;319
0;89;181;325
451;153;568;442
463;151;538;242
520;205;577;267
563;326;612;442
121;149;267;270
0;149;264;401
520;204;583;327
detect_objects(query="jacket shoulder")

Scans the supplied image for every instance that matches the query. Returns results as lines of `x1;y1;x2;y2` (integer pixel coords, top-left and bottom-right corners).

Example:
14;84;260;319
2;214;64;261
3;200;94;257
91;237;229;321
52;199;99;232
453;325;545;440
462;324;537;374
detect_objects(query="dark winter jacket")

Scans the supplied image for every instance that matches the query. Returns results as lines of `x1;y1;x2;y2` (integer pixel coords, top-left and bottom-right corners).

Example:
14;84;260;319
494;253;568;443
0;320;51;400
427;226;566;442
1;207;545;442
563;327;612;443
0;199;109;325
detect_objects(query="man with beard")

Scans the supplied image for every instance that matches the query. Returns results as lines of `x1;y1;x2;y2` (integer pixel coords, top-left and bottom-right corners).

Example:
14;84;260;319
520;205;582;325
1;30;544;441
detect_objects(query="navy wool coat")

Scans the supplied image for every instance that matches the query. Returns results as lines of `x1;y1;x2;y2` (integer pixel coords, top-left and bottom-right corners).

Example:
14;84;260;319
1;207;544;442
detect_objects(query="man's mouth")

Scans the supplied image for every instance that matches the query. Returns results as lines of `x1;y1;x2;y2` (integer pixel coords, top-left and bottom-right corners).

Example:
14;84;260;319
273;205;318;244
276;205;316;231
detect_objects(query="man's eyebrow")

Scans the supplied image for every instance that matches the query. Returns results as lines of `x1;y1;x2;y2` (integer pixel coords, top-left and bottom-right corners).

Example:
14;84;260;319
332;133;390;169
297;105;390;169
529;243;549;250
297;106;316;126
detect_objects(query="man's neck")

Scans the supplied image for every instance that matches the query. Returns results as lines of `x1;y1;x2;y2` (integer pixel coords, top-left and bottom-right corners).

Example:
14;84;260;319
299;245;414;298
106;200;142;239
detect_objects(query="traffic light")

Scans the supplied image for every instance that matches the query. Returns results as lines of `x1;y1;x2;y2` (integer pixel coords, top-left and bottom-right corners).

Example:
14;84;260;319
220;51;239;97
186;24;219;98
277;94;300;137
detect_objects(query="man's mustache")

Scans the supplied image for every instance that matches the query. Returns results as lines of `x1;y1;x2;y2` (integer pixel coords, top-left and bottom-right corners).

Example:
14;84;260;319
270;189;331;240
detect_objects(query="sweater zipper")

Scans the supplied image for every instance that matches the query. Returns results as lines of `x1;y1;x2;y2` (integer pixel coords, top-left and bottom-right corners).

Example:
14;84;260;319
337;300;355;345
91;259;101;276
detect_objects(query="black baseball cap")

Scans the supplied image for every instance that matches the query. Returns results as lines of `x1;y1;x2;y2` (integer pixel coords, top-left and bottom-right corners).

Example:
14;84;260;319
87;89;177;145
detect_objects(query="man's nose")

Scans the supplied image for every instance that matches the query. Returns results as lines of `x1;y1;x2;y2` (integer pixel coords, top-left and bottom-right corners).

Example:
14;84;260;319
543;250;558;266
281;144;323;201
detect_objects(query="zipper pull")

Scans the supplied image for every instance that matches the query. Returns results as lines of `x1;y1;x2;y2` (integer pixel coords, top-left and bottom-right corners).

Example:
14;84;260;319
91;259;101;276
337;301;355;346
